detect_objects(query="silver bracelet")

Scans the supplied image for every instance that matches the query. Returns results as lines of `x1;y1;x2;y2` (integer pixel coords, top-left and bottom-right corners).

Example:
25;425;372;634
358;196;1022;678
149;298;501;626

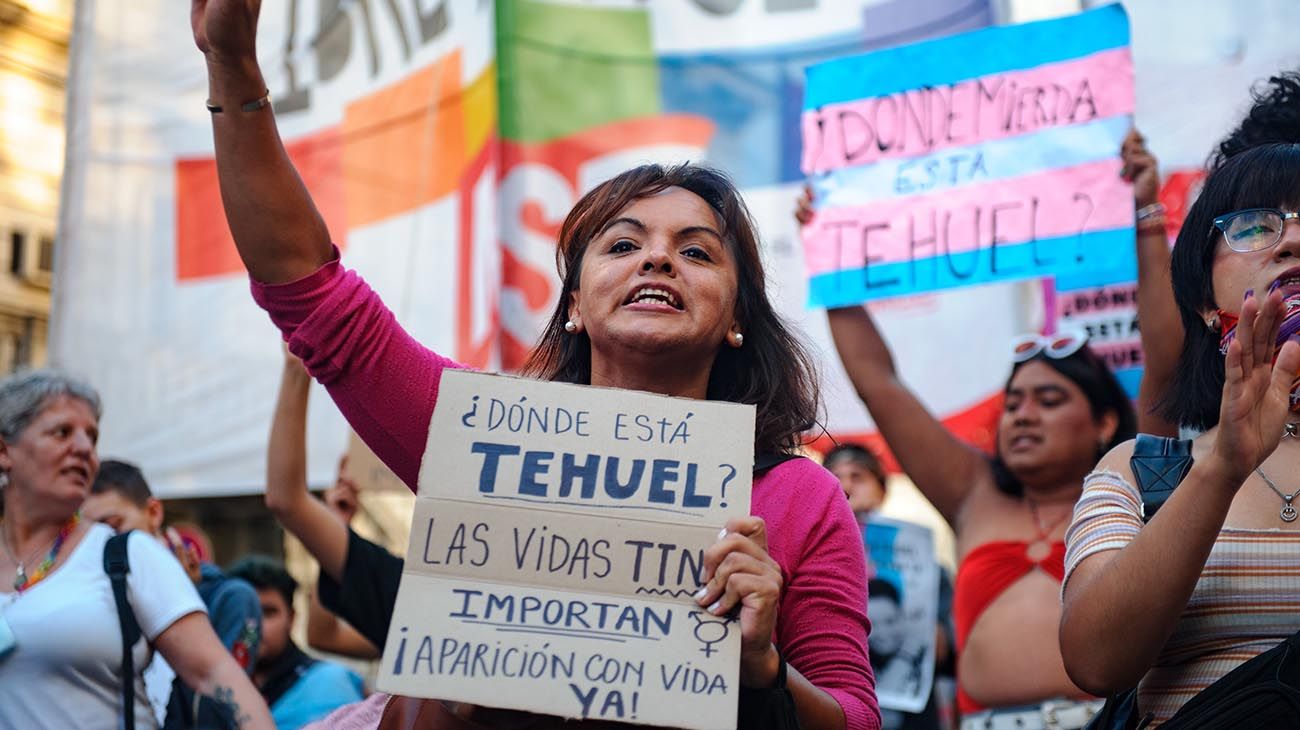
1136;202;1166;222
206;91;271;114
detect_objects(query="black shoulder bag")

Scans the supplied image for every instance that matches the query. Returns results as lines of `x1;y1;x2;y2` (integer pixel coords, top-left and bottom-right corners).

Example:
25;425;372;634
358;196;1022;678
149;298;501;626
105;531;142;730
1086;435;1300;729
108;533;240;730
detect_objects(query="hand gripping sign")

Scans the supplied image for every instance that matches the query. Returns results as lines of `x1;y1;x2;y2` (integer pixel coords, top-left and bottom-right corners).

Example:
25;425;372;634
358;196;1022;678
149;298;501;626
378;370;756;730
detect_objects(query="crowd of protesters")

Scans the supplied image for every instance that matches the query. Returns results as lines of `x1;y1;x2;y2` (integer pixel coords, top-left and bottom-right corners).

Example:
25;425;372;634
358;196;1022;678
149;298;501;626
5;1;1300;728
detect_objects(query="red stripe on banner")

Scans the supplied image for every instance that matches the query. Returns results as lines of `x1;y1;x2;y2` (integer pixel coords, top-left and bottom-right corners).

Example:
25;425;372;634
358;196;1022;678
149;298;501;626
807;391;1003;472
175;128;347;281
456;138;499;369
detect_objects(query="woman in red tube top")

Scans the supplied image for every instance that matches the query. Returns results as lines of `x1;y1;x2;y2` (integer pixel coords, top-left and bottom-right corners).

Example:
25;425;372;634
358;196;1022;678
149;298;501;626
797;132;1170;730
823;315;1136;727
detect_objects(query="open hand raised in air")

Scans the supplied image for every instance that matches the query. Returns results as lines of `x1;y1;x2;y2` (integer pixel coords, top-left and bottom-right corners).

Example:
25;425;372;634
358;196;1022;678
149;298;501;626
1211;289;1300;484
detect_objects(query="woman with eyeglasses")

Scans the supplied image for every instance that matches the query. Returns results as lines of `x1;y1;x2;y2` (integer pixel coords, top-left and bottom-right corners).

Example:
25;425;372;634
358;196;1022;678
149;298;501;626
799;132;1165;730
1059;144;1300;726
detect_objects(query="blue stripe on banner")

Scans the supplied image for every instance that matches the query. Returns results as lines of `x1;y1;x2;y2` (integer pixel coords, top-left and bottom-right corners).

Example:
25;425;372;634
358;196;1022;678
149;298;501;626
807;226;1136;307
811;114;1132;207
1114;367;1142;398
1055;260;1139;291
803;4;1129;110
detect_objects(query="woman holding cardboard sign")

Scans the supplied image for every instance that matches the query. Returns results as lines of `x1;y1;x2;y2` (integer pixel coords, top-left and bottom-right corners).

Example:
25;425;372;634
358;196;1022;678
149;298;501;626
795;132;1167;728
190;1;877;729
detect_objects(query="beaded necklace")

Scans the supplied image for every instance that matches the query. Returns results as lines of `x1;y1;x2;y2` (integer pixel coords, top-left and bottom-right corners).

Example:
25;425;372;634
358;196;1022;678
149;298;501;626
2;513;80;593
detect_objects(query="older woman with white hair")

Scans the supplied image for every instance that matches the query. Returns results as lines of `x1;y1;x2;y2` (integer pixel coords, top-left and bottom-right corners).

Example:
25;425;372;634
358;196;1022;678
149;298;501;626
0;370;272;730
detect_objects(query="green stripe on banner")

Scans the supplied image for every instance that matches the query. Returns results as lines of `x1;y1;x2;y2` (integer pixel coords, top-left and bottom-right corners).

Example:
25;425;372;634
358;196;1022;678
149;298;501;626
496;0;661;143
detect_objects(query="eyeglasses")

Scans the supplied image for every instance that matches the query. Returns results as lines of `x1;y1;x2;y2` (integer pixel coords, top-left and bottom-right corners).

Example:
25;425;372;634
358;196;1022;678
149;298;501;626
1011;331;1089;364
1212;208;1300;253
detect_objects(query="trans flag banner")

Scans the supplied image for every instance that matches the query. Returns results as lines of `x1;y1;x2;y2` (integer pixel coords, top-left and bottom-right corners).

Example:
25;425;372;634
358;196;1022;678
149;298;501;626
800;5;1137;308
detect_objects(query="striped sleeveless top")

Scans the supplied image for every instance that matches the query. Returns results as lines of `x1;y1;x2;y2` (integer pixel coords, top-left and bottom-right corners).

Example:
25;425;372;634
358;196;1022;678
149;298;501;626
1064;469;1300;725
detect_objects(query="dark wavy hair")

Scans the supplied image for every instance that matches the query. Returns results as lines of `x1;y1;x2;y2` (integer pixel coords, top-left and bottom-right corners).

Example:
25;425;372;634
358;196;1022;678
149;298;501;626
1210;71;1300;170
824;442;887;487
991;347;1137;496
521;163;821;456
1164;144;1300;429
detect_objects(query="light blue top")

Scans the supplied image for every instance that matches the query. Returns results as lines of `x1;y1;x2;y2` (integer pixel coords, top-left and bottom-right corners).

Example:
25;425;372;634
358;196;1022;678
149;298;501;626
270;660;366;730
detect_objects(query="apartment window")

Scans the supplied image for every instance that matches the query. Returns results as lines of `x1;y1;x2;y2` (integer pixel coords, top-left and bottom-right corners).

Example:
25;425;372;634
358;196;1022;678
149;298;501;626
0;332;18;374
37;235;53;273
9;231;24;276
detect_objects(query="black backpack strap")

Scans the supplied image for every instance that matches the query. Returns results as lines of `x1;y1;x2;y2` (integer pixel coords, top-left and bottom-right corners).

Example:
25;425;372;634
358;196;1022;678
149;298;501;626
1130;434;1194;523
753;452;802;476
104;531;141;730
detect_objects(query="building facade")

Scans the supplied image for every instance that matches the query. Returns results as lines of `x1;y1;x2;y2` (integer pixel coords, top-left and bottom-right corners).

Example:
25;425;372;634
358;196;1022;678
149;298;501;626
0;0;70;373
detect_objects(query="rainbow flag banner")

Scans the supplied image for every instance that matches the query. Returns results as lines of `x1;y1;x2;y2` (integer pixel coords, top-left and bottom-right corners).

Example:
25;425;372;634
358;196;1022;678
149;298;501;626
800;5;1136;307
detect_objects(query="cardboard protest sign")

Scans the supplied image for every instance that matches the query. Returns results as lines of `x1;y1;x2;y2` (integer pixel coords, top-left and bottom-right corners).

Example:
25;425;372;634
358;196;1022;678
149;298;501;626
1053;281;1143;396
800;5;1136;307
377;370;755;729
865;517;940;714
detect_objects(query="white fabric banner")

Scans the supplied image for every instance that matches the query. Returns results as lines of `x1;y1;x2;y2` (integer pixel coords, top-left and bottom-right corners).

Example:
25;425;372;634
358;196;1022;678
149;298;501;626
52;0;1077;497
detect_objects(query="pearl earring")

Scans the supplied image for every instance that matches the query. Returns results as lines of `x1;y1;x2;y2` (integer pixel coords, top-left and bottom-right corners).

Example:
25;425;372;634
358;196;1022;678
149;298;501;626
564;321;577;333
734;333;744;347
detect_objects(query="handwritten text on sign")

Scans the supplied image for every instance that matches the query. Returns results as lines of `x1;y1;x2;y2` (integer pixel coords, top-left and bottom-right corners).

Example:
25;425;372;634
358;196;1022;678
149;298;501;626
800;5;1136;306
378;370;756;730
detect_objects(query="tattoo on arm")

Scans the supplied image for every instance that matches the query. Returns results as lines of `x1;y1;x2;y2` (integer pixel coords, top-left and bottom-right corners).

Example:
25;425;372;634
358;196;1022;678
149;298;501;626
210;685;253;728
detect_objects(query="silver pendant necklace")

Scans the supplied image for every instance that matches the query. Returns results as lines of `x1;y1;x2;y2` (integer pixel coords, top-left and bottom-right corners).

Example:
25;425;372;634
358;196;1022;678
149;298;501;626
1256;467;1300;523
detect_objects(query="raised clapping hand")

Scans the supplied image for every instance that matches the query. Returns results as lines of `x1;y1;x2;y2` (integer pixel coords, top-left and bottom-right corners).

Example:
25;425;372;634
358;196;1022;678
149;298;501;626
1211;289;1300;484
695;516;784;687
191;0;261;61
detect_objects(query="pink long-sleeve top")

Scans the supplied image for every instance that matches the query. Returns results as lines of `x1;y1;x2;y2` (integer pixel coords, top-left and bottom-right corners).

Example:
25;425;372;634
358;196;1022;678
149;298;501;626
252;256;880;730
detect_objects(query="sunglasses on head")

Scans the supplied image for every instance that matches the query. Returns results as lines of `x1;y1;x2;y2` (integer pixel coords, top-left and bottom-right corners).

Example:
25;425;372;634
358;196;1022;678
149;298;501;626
1010;331;1089;364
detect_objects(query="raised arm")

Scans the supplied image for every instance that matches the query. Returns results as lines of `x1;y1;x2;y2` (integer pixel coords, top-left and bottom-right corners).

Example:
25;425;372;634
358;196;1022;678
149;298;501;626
825;305;988;524
1061;292;1300;693
1124;130;1180;437
191;0;332;283
264;352;349;581
207;0;464;489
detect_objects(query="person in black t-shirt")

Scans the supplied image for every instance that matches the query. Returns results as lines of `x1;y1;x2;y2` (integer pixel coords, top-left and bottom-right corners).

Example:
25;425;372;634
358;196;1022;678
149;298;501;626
264;350;405;650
